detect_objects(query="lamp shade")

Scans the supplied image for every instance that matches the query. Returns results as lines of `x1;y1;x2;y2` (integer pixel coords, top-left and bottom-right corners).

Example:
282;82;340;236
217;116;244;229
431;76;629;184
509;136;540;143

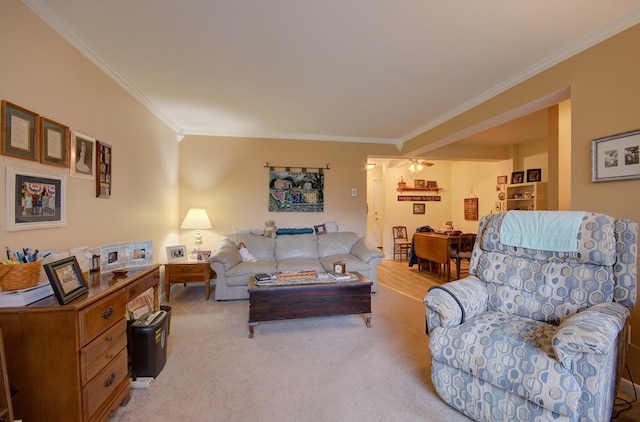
180;208;212;230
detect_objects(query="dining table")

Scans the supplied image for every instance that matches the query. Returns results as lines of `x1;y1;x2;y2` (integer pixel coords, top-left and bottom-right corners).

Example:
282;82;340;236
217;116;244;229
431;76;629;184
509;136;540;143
412;232;460;281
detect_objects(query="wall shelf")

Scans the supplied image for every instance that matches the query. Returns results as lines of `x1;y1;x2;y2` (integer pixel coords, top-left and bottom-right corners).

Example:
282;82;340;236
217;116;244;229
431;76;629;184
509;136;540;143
396;187;441;193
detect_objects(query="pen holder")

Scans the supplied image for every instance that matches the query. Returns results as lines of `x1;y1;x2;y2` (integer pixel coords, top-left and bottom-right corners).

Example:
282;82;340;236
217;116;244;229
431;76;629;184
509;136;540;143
0;261;42;291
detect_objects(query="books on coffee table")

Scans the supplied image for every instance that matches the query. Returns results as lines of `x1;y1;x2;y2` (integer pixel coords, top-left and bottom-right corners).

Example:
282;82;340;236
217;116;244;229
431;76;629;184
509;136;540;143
327;271;354;281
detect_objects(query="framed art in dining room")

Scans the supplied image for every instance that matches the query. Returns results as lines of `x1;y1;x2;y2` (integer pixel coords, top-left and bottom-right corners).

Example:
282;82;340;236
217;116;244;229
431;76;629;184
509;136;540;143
40;117;70;168
70;131;95;179
591;129;640;182
44;256;88;305
5;166;66;231
413;203;425;214
1;100;40;162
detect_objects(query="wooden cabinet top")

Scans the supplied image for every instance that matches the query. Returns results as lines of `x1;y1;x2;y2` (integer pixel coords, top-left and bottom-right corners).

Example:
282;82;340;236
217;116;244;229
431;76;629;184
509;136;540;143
0;264;160;312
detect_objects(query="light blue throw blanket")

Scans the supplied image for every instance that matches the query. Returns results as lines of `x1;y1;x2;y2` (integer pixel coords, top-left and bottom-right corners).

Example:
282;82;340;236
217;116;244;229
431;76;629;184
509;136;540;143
500;211;585;252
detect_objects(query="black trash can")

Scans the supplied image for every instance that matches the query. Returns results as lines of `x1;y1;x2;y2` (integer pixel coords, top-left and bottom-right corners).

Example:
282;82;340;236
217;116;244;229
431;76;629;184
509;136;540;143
129;310;169;379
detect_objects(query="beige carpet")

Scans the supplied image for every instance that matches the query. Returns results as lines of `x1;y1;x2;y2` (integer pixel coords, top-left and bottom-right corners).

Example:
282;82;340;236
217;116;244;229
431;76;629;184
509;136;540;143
110;284;471;421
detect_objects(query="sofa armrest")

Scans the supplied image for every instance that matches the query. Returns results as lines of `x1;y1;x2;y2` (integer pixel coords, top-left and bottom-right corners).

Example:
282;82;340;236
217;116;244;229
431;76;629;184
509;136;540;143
209;242;241;272
553;302;629;369
423;276;488;334
350;238;384;264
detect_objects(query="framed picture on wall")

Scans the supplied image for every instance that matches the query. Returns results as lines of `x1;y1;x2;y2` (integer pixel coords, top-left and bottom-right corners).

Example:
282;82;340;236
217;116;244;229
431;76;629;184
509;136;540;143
1;100;40;161
5;166;66;231
526;168;542;182
591;129;640;182
413;203;425;214
510;171;524;184
70;131;95;179
39;117;70;168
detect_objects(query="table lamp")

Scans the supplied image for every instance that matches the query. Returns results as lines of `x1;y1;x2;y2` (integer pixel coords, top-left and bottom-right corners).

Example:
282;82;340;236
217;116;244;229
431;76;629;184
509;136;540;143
180;208;212;259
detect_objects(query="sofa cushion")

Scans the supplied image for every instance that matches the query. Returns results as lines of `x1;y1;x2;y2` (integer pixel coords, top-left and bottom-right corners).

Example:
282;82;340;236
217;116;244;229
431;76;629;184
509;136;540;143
226;261;277;285
210;239;241;270
226;233;276;260
318;232;361;257
275;234;318;260
277;258;324;273
319;254;370;273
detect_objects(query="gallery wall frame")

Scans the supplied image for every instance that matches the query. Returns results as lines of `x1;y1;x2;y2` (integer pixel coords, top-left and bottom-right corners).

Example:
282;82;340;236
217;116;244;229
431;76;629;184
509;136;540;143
5;166;66;231
70;131;95;179
39;117;70;168
1;100;40;162
511;171;524;184
413;203;425;214
591;129;640;182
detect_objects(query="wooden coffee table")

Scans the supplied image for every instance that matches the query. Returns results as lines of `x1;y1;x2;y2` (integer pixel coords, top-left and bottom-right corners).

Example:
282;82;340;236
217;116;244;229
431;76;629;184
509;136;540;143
247;273;372;338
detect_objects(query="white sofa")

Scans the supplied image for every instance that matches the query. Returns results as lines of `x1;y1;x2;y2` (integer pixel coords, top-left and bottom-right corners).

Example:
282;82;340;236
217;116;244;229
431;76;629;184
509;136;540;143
209;232;384;300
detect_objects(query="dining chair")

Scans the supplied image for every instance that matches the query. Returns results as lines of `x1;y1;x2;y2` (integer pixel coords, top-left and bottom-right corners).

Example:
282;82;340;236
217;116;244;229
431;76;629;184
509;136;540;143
450;233;476;279
392;226;411;262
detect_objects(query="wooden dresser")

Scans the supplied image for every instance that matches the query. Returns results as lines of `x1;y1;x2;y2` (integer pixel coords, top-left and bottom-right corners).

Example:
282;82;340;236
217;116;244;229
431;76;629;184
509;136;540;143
0;265;160;421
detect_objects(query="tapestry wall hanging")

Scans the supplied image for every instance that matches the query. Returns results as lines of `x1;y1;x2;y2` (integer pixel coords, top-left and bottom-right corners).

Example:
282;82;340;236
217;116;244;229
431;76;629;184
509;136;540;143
269;168;324;212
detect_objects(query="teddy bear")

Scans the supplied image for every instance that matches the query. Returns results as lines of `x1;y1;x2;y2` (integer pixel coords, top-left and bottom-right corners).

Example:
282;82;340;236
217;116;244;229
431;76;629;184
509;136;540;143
264;220;278;238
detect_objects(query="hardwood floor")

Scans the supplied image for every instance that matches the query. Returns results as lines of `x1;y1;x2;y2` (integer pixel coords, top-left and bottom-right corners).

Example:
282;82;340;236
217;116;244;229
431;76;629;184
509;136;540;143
377;257;469;302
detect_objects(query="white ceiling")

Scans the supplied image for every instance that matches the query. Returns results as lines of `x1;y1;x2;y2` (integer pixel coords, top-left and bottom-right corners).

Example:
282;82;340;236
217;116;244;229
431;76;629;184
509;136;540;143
23;0;640;147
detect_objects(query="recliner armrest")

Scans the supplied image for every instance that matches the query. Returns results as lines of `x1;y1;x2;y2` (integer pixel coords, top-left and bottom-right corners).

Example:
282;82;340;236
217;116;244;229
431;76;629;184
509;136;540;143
423;276;488;334
553;302;630;369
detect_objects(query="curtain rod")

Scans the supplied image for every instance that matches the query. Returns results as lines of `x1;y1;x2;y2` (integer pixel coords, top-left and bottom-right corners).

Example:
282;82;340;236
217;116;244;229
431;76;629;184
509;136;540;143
264;161;330;170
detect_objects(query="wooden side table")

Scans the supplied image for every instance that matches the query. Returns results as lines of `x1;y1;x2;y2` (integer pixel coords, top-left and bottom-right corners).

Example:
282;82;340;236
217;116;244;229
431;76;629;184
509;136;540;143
165;261;213;301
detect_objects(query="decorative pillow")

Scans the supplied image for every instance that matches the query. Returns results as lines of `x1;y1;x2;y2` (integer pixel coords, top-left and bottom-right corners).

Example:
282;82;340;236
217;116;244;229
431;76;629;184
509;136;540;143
324;221;338;233
314;224;327;235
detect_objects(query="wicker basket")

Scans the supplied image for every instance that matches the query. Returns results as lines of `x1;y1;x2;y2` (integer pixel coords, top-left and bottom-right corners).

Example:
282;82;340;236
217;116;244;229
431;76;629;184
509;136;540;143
0;261;42;291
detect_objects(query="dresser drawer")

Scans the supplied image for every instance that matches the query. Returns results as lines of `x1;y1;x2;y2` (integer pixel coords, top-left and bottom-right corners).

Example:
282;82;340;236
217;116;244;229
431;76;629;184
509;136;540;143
127;269;160;301
83;348;128;420
79;290;127;347
81;318;127;386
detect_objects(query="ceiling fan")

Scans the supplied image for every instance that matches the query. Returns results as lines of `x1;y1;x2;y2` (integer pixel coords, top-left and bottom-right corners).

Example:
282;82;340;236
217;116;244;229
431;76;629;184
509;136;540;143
389;158;434;172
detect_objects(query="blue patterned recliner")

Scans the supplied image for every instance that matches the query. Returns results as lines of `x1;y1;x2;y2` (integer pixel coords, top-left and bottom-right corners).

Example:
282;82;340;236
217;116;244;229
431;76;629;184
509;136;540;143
424;211;637;421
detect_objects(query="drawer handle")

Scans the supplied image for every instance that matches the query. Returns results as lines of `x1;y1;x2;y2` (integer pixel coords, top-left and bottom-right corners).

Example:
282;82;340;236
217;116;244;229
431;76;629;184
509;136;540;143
106;353;115;359
104;372;116;388
106;335;114;342
102;306;114;320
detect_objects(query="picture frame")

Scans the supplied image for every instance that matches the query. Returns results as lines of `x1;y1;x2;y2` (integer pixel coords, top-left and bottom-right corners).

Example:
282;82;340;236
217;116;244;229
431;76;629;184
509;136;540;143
497;175;508;185
197;250;211;261
70;131;95;179
166;245;187;263
96;140;112;198
39;117;70;168
100;243;127;272
426;180;438;188
591;129;640;182
413;203;425;214
464;197;479;220
526;168;542;182
510;171;524;184
126;241;153;268
1;100;40;161
5;166;66;231
44;256;88;305
414;179;426;188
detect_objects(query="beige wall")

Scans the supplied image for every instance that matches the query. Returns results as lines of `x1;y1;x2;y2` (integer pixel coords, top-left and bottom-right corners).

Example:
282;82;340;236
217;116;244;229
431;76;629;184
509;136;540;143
403;23;640;382
178;135;396;250
1;1;178;262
